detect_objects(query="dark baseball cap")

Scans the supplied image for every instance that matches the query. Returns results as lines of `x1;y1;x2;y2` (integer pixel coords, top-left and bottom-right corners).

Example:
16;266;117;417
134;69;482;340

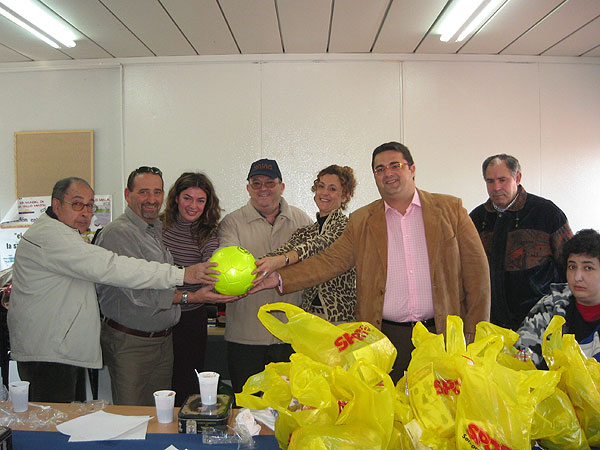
247;159;282;180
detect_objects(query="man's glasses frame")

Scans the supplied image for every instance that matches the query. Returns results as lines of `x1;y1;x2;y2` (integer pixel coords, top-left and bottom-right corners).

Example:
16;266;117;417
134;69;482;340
64;200;98;213
248;179;279;190
373;162;411;176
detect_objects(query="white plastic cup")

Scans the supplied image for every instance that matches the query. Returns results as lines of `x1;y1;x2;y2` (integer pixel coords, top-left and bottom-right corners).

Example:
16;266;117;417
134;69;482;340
153;390;175;424
197;371;219;405
9;380;29;413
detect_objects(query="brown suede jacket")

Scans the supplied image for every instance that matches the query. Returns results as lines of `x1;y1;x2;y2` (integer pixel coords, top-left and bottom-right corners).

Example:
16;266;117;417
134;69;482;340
280;189;491;336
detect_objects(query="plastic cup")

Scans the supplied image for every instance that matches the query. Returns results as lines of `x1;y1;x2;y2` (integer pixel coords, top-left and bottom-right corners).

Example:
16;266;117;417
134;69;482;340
9;380;29;413
153;390;175;424
197;371;219;405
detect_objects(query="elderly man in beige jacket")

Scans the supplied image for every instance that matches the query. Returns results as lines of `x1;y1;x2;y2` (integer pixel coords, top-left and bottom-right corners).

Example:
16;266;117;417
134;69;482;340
218;159;312;393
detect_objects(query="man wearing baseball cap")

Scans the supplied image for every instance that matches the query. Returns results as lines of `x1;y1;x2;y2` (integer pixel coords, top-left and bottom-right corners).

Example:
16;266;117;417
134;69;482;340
218;158;312;392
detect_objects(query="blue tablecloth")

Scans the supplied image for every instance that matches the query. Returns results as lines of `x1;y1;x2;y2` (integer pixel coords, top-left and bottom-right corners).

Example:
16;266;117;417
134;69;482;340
12;430;280;449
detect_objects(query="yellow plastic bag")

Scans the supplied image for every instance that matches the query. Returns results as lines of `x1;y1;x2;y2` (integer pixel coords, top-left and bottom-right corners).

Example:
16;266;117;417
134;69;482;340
405;316;468;449
475;321;537;371
455;334;560;450
258;302;397;373
288;359;396;450
236;352;396;449
531;387;589;450
542;315;600;446
236;353;339;449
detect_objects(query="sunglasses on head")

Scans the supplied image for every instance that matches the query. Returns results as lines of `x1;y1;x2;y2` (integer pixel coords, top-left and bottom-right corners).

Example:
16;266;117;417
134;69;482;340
134;166;162;176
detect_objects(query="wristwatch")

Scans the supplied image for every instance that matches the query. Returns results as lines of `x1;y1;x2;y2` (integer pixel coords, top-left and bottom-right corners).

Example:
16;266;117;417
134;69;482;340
181;291;189;305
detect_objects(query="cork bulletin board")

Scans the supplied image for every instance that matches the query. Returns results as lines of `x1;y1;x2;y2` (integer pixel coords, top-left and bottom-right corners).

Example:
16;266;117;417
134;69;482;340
14;130;94;198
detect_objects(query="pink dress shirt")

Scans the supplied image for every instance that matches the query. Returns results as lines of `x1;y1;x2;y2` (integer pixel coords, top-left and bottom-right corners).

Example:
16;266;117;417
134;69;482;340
382;191;434;322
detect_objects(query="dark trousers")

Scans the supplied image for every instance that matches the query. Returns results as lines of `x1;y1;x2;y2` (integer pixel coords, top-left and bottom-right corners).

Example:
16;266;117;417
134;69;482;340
381;320;437;384
227;342;293;394
17;361;86;402
172;307;208;407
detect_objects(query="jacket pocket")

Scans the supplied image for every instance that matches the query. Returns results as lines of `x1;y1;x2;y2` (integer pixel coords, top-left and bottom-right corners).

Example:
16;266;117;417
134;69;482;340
57;302;83;356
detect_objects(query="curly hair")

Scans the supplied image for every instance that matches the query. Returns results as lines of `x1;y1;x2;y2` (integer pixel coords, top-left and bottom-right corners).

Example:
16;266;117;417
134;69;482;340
162;172;221;246
311;165;357;211
561;229;600;272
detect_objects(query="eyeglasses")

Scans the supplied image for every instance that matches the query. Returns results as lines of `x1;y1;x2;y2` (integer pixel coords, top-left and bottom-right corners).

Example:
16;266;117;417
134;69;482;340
373;162;411;175
134;166;162;176
249;180;279;190
64;200;98;213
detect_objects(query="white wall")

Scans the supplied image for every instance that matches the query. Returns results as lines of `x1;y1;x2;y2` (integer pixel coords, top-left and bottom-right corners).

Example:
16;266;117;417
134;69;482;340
403;61;541;210
122;60;400;217
0;66;123;217
539;63;600;232
0;55;599;232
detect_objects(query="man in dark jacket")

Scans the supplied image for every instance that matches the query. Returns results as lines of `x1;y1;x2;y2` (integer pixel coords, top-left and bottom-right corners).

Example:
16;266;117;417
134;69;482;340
470;154;573;330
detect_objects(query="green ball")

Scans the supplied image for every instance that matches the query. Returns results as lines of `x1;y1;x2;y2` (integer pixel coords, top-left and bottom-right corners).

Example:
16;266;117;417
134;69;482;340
209;246;257;296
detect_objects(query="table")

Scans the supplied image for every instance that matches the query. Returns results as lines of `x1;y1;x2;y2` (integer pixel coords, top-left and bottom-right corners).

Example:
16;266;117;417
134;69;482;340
2;402;279;449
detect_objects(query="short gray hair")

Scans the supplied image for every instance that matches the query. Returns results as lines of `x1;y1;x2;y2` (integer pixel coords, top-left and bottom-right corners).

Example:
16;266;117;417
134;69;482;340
51;177;92;202
482;154;521;178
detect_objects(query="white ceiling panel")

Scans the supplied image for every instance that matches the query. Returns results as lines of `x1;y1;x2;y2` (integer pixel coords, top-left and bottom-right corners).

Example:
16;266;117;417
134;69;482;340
501;0;600;55
416;30;462;54
42;0;154;57
0;15;69;60
373;0;446;53
100;0;194;56
0;0;597;62
459;0;564;55
584;44;600;56
219;0;281;54
543;15;600;56
0;43;30;62
161;0;238;55
329;0;389;53
277;0;330;53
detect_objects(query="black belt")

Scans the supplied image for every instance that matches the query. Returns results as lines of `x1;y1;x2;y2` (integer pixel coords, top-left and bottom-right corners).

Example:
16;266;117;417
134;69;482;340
102;317;172;338
382;318;436;328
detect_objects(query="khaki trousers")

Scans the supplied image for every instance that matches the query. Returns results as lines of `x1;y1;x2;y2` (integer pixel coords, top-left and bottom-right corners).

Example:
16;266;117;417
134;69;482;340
101;321;173;406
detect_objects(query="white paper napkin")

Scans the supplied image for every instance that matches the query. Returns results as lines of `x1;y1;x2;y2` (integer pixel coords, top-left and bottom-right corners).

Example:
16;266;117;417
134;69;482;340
56;410;151;442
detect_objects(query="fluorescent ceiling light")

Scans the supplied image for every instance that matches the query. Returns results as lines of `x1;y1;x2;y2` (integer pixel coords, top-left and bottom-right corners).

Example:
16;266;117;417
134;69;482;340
456;0;505;41
0;0;76;48
439;0;485;42
438;0;509;43
0;6;59;48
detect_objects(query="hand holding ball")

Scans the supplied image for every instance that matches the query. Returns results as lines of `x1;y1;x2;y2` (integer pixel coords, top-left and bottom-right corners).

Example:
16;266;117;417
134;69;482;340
209;246;257;296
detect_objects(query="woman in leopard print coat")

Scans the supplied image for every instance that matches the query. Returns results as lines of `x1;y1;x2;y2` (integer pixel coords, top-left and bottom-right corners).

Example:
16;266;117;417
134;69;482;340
256;165;357;323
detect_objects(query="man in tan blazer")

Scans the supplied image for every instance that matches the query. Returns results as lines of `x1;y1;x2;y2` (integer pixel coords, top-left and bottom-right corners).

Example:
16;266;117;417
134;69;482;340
253;142;490;381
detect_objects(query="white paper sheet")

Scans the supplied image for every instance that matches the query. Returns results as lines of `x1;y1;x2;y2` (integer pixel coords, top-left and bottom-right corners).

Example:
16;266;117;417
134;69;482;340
56;410;151;442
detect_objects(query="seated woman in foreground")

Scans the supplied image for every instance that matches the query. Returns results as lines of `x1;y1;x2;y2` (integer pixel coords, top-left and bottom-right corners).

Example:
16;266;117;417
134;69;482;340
255;164;357;323
517;228;600;368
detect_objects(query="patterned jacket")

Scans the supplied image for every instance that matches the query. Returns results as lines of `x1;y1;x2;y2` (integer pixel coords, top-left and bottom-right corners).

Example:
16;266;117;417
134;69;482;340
470;185;572;330
267;208;356;322
516;283;600;368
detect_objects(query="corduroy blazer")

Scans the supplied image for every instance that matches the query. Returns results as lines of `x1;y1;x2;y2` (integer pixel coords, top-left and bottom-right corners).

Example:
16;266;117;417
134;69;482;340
280;189;491;335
